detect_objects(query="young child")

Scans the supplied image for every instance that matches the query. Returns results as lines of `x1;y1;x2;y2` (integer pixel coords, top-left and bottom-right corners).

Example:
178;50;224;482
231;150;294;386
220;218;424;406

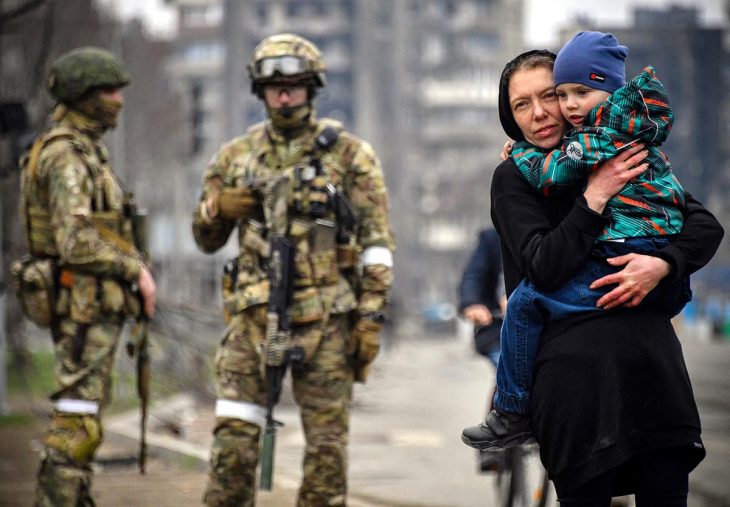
462;31;691;451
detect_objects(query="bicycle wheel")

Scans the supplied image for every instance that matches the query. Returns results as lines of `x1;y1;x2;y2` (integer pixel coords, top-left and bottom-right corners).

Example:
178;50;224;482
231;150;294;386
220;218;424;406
494;444;554;507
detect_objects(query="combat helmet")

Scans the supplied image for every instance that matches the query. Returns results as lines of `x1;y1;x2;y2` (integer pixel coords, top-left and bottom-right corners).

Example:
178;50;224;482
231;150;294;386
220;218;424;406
47;47;130;104
247;34;326;96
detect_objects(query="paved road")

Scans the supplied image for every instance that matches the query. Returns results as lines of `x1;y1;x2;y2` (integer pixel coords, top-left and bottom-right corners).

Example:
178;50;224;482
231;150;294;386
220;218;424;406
680;324;730;507
1;324;728;506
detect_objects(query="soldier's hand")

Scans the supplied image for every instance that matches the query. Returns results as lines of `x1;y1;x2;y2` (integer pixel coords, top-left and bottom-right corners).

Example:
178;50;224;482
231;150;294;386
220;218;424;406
218;187;257;220
352;317;382;382
138;266;156;318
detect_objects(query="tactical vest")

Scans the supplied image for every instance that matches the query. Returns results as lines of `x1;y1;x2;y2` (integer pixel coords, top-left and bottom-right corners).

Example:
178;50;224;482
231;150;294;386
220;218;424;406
222;119;359;324
13;125;139;328
20;126;133;256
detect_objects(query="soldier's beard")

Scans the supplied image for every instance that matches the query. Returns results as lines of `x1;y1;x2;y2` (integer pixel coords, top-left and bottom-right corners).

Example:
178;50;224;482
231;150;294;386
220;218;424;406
267;103;312;136
72;93;123;131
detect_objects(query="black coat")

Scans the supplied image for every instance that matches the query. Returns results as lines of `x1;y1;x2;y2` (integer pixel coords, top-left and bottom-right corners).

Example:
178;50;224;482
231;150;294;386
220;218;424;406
491;158;724;496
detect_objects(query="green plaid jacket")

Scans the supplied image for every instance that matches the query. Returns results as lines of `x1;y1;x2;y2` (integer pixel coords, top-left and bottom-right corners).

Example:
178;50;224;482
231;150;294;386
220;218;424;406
512;66;685;241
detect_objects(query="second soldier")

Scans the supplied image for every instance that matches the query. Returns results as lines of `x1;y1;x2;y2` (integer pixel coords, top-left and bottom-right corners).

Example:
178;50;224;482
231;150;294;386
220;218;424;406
192;34;395;506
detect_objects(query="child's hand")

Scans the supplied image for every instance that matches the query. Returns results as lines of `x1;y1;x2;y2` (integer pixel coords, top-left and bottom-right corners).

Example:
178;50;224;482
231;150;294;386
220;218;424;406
499;139;515;161
584;144;648;213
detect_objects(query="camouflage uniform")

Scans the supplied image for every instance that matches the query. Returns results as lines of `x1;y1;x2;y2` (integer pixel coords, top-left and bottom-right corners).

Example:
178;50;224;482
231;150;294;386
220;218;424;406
193;34;394;507
19;48;145;506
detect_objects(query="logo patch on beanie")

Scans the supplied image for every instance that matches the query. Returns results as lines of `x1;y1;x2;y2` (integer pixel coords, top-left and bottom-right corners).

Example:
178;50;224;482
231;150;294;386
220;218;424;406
566;141;584;161
590;73;606;83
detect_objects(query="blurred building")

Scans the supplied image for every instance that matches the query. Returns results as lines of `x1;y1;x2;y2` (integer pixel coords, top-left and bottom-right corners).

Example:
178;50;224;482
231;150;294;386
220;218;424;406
164;0;525;320
608;6;724;205
165;0;226;157
561;6;726;205
389;0;523;313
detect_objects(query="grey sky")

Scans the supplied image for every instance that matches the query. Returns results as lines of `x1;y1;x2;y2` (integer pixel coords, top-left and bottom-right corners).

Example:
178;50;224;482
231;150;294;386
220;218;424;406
97;0;727;46
526;0;727;46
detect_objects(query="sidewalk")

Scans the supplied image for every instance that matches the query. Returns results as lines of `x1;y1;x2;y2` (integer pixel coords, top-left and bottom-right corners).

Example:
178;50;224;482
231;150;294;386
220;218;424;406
2;331;728;506
103;335;502;507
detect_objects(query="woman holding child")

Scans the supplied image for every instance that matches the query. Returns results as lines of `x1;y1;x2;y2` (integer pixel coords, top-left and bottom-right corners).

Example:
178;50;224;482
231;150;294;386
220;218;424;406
466;36;723;505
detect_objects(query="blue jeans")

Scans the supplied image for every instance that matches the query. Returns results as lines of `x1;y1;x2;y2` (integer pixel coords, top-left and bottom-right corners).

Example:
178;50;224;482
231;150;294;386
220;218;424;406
494;237;691;414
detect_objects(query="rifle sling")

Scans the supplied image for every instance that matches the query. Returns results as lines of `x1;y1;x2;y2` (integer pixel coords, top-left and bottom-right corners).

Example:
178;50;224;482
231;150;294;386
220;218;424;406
93;218;137;256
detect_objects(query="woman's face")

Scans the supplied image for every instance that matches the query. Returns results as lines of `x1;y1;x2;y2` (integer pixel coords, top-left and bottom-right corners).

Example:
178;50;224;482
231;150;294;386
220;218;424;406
508;66;566;149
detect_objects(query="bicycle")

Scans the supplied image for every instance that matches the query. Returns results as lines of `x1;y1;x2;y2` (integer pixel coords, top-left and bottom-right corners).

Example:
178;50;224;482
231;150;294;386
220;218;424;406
491;442;553;507
472;323;555;507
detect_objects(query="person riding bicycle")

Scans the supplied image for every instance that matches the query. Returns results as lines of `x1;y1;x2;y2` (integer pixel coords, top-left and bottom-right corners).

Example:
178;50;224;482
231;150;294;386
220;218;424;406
458;227;507;471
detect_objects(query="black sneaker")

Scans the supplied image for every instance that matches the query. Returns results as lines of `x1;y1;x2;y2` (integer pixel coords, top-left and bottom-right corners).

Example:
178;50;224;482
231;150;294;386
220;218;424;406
461;409;534;450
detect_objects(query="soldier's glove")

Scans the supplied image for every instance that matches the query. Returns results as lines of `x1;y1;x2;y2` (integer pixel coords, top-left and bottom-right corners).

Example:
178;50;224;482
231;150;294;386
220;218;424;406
351;314;384;383
218;187;257;220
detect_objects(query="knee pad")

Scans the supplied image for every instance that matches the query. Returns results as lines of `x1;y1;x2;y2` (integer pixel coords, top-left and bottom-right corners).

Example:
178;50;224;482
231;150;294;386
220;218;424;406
46;413;102;466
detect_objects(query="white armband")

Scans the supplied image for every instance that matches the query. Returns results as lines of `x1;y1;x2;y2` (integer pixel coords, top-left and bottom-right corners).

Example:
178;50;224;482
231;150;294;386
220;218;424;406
361;246;393;267
215;399;266;427
55;399;100;415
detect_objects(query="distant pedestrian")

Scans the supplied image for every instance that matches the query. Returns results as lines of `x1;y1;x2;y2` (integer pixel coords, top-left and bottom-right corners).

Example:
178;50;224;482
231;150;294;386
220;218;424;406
458;227;506;365
458;227;507;472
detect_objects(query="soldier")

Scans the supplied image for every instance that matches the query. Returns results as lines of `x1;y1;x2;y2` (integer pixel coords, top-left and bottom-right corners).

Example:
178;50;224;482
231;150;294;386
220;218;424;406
16;47;156;505
192;34;394;506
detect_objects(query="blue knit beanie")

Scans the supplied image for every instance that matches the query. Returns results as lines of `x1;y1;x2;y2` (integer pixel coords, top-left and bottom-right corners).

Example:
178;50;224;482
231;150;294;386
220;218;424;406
553;31;629;93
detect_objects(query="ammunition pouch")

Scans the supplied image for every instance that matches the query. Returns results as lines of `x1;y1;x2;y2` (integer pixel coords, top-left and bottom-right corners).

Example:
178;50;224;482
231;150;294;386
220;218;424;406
10;255;58;328
290;287;324;325
56;270;138;324
19;206;141;325
289;278;358;364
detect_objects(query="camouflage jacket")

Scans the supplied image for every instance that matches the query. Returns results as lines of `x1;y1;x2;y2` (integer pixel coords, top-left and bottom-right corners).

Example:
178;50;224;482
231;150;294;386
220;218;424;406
19;109;143;318
192;118;395;321
512;67;685;241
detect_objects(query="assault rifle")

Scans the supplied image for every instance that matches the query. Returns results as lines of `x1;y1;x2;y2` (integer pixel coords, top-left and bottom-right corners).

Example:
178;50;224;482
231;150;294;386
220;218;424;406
259;176;304;490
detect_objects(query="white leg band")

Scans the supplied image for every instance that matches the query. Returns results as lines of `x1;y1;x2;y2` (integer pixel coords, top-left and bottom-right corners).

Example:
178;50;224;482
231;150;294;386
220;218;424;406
215;399;266;428
55;399;100;415
361;246;393;267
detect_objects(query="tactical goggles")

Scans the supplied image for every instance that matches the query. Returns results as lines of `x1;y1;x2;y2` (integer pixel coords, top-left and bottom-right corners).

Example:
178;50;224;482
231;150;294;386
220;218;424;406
256;56;309;79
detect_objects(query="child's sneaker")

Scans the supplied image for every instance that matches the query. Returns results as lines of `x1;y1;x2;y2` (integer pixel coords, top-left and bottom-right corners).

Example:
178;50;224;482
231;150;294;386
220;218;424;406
461;409;534;450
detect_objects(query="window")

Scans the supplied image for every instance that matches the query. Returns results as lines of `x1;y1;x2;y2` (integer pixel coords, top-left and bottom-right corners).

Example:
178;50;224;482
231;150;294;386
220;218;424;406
182;42;225;63
181;4;223;28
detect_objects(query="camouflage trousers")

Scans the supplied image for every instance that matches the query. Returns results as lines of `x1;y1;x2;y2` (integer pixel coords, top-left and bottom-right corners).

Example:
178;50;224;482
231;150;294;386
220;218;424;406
35;317;124;507
204;308;354;507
